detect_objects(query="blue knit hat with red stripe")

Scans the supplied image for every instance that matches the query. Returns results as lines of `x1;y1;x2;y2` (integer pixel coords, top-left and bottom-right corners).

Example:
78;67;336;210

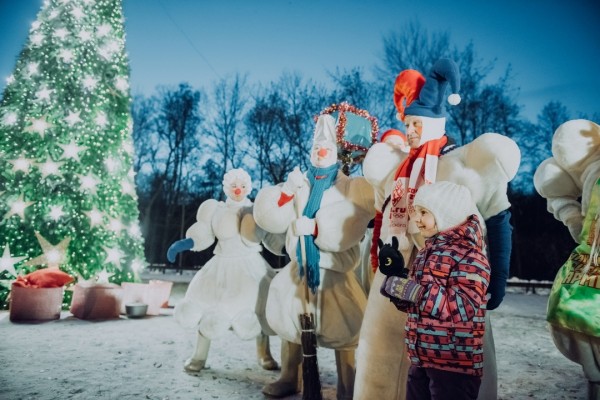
404;58;461;119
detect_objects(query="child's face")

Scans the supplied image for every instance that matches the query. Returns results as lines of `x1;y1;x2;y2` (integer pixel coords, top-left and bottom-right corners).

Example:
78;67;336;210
414;205;438;238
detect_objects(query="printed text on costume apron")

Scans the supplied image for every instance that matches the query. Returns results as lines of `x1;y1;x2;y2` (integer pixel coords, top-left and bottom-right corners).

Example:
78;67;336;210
564;254;600;289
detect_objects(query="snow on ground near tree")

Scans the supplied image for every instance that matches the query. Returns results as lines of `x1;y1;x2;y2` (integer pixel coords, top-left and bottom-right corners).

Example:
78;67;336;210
0;276;588;400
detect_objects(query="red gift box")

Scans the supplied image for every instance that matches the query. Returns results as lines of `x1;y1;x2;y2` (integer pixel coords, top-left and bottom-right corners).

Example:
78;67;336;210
9;284;63;322
70;282;123;320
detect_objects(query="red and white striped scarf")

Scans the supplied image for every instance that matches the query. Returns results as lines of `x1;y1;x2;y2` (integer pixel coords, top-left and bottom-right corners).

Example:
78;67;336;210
388;136;447;238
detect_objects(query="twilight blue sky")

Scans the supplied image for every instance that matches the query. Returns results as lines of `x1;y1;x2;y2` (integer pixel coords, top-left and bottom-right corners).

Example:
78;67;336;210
1;0;599;122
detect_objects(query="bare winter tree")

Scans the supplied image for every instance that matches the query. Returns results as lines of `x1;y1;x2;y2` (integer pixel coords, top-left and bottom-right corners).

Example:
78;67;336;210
245;72;329;185
131;94;159;176
203;73;248;192
130;93;160;252
277;72;329;172
508;101;571;195
373;20;451;130
156;84;203;205
448;44;522;144
140;83;203;263
537;101;571;142
328;67;375;111
373;23;524;146
245;90;289;186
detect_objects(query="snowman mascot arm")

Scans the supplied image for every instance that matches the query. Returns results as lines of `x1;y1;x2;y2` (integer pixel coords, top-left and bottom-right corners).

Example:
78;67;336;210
166;199;219;262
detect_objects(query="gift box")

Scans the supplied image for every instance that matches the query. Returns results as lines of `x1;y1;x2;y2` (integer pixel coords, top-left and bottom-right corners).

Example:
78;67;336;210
121;280;173;316
9;284;64;322
70;282;123;320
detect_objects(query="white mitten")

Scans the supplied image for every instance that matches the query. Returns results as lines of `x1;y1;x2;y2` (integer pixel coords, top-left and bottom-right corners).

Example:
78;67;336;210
281;166;306;195
292;216;316;236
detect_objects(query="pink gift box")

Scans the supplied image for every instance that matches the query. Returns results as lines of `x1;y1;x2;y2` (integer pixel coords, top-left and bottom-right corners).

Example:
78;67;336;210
9;284;64;322
120;280;173;316
70;283;123;320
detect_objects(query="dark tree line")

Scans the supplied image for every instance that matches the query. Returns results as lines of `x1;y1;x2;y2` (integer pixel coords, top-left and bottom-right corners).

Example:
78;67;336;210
131;22;599;279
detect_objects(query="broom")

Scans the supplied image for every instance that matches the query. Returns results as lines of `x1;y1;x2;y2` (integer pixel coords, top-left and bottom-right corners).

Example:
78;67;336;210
296;187;323;400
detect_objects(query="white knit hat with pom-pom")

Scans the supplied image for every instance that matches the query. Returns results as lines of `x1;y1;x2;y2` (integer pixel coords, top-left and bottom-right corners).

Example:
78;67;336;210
413;181;475;232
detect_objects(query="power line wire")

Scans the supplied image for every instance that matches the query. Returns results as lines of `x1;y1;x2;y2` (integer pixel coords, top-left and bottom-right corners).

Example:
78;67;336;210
156;0;222;81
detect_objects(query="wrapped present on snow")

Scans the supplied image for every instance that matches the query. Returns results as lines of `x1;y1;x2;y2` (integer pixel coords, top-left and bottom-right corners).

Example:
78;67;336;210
120;280;173;316
9;269;73;323
70;281;123;320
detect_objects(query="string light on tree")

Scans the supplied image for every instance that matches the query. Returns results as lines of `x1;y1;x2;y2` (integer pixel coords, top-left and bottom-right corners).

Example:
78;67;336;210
0;0;147;308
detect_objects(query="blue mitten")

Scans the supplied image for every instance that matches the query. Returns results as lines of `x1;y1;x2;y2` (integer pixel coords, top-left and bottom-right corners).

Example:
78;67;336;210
166;238;194;263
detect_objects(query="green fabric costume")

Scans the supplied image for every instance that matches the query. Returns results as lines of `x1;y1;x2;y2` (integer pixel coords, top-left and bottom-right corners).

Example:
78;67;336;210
548;177;600;337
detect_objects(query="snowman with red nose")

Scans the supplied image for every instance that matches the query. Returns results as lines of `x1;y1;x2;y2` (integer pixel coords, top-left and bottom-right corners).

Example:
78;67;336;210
167;168;280;375
253;114;375;399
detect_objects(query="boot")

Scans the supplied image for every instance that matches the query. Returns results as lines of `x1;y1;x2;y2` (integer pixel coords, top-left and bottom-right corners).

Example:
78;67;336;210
183;333;210;374
256;332;279;370
335;349;356;400
262;340;302;397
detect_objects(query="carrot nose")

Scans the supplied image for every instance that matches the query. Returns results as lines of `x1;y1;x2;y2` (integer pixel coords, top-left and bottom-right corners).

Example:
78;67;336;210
234;188;241;195
317;148;328;157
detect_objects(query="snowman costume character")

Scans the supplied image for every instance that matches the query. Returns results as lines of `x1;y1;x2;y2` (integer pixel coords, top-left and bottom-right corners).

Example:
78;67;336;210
534;119;600;400
167;168;280;374
354;59;521;400
253;114;375;399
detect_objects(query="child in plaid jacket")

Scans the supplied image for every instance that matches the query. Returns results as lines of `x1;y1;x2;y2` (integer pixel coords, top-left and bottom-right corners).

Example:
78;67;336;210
381;181;490;400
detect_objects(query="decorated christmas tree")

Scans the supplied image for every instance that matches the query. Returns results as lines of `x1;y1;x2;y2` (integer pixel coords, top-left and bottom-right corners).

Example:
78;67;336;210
0;0;146;309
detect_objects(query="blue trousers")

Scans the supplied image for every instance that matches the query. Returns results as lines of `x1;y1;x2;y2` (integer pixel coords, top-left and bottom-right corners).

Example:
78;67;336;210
406;365;481;400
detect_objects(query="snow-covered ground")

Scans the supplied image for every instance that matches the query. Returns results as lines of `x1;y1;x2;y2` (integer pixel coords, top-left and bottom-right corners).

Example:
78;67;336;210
0;275;587;400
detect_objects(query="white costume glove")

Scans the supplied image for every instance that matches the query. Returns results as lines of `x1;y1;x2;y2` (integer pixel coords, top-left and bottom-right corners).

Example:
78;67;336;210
565;214;584;243
292;216;316;236
282;166;306;195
